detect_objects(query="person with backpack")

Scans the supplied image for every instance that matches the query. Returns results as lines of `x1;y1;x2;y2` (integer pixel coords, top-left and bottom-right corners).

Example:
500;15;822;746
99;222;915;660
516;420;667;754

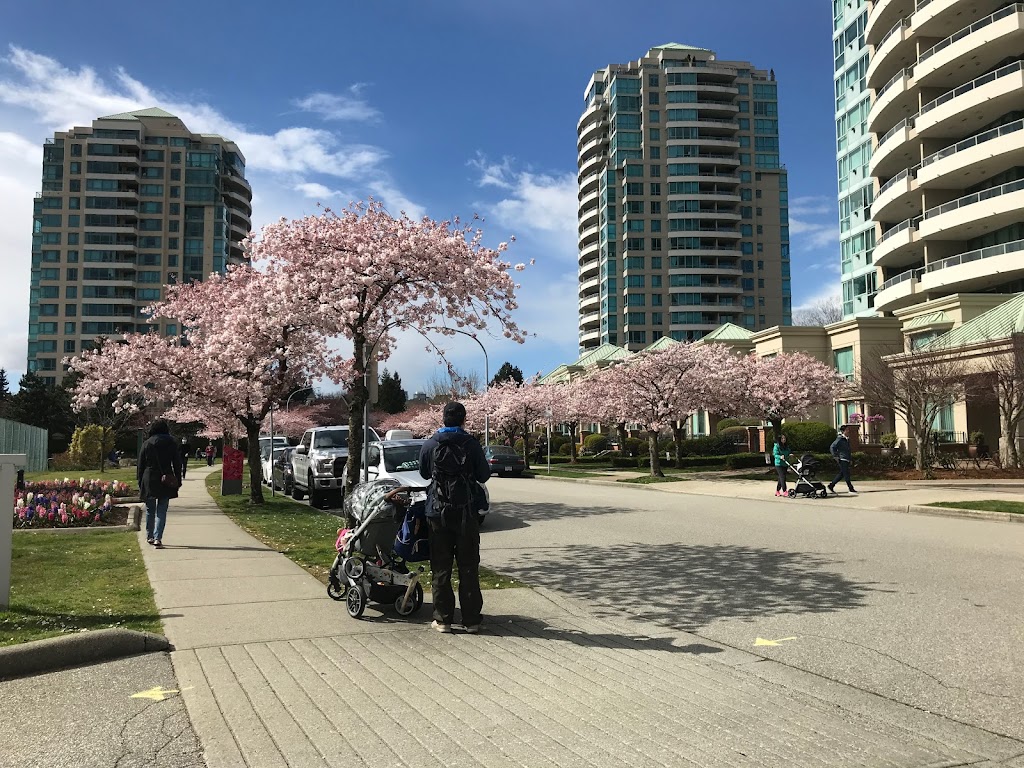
418;401;491;634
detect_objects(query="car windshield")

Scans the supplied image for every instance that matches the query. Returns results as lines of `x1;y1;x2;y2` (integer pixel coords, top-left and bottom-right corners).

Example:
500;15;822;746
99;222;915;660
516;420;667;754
313;429;348;449
489;447;519;457
383;445;422;473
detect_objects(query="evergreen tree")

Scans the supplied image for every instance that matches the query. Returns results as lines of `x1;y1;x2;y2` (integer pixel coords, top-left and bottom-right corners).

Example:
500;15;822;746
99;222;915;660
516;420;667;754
0;369;10;402
5;372;76;453
377;368;408;414
491;361;524;387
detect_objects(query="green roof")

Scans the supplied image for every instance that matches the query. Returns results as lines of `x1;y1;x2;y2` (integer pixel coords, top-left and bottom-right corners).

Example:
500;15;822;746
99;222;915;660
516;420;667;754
904;310;952;330
574;343;629;368
922;294;1024;351
98;107;178;121
703;323;754;341
655;42;713;52
643;336;678;353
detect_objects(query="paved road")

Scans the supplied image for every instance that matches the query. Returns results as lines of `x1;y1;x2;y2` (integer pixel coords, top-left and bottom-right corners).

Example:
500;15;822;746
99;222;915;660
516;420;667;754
480;477;1024;741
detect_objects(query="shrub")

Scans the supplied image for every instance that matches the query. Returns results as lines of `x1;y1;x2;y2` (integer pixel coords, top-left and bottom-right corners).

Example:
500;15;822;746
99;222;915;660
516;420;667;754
612;456;640;468
782;422;837;453
970;431;985;446
716;418;740;432
557;443;572;455
69;425;115;468
550;435;569;451
880;432;899;449
725;452;771;469
676;435;735;457
583;434;609;453
623;438;645;456
720;426;750;446
513;438;524;453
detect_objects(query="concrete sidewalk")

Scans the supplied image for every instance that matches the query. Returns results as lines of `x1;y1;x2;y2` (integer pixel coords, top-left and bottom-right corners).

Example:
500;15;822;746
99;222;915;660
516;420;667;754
139;467;1024;767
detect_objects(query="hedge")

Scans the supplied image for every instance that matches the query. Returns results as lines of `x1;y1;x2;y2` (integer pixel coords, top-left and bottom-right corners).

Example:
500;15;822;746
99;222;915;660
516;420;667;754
782;422;837;453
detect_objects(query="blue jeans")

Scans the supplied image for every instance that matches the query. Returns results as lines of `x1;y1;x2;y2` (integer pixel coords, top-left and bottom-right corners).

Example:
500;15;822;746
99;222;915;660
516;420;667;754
145;497;170;540
830;460;854;491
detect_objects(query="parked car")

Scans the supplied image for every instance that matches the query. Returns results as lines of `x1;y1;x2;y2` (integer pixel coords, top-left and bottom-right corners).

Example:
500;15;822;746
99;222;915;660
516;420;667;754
484;445;526;477
261;446;290;487
345;439;489;524
291;425;379;507
270;447;296;494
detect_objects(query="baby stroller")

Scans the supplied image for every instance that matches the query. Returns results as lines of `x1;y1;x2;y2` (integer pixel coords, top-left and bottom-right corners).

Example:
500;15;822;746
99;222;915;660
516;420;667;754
327;478;426;619
783;453;829;499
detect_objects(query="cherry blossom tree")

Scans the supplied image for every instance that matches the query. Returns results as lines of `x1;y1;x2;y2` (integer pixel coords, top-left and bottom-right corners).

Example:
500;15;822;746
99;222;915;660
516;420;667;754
734;352;846;447
480;380;551;466
249;200;527;493
68;264;327;502
547;378;599;463
586;365;635;453
260;404;329;440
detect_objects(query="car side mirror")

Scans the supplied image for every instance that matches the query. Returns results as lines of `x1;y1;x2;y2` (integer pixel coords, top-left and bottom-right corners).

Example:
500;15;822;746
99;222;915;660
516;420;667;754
295;445;307;455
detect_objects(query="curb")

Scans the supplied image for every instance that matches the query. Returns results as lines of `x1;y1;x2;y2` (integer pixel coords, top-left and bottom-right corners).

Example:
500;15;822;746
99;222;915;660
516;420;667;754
0;628;171;681
528;474;1024;523
881;504;1024;524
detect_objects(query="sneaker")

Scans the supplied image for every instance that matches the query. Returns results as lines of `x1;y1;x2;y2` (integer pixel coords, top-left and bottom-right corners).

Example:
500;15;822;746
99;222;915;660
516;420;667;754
774;491;780;497
827;485;835;493
146;537;154;545
431;620;451;634
464;625;481;635
154;540;163;549
848;489;858;495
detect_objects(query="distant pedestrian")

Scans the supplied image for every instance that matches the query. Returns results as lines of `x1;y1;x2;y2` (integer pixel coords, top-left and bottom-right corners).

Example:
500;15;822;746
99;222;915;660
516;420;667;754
205;443;215;467
772;434;792;497
828;425;857;495
138;419;182;549
419;401;491;635
179;438;190;480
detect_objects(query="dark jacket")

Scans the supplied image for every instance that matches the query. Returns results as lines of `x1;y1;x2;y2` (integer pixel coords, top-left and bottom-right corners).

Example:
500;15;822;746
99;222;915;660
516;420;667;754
830;433;852;462
138;433;183;500
419;428;490;519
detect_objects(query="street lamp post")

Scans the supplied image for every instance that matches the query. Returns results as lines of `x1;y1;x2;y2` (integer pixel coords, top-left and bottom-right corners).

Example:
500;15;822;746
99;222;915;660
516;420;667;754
285;386;313;412
448;330;489;449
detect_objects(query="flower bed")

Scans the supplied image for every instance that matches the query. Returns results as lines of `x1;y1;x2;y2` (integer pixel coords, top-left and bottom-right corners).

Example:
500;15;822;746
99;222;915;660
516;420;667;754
14;478;136;529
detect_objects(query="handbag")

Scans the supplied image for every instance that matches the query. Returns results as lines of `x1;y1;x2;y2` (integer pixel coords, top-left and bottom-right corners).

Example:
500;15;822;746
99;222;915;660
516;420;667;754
157;444;181;490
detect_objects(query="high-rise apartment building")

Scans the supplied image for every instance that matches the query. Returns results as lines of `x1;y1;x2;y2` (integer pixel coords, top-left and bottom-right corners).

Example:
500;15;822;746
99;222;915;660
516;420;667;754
868;0;1024;316
27;108;252;384
577;44;791;353
834;0;878;317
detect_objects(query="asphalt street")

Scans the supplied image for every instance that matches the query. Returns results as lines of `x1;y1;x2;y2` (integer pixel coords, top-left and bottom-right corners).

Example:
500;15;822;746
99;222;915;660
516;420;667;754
480;476;1024;742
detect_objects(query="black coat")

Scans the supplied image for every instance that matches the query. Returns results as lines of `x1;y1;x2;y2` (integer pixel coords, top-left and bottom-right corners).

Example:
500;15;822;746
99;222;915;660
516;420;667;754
138;433;183;500
419;428;490;518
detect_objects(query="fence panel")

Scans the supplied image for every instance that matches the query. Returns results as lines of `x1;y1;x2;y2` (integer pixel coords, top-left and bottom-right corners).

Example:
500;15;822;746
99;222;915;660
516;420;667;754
0;417;48;471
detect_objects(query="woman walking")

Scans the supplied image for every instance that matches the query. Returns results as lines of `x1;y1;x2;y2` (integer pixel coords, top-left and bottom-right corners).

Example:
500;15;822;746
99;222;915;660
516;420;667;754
772;434;792;497
138;420;182;548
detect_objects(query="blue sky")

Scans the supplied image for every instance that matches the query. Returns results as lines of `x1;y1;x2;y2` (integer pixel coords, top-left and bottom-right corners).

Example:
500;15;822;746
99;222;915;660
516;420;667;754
0;0;839;395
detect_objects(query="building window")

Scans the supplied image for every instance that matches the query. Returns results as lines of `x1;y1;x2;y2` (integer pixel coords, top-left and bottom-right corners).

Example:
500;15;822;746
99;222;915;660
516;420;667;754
834;347;854;380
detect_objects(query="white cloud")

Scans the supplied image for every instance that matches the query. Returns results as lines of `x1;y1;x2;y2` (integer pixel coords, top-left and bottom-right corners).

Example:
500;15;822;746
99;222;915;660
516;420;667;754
0;131;37;384
790;195;835;217
294;88;378;122
294;182;342;199
790;218;840;250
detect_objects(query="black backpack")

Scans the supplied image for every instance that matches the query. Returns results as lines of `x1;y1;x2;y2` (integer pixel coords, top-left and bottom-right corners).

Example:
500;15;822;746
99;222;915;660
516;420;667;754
431;439;474;515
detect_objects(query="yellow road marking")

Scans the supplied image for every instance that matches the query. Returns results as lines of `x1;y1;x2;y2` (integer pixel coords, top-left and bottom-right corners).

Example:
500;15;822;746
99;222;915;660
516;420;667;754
131;686;180;701
754;636;798;647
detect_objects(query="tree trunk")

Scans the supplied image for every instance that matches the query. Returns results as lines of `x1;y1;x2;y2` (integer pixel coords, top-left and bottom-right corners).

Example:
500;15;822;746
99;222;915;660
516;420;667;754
770;418;783;448
913;427;933;480
345;337;368;496
672;421;686;463
617;422;628;453
569;423;578;464
647;430;663;477
999;408;1020;468
522;413;531;470
245;420;265;503
98;426;106;473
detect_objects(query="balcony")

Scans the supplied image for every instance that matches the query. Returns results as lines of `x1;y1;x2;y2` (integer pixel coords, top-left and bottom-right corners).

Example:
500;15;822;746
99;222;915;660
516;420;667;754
914;5;1024;89
578;151;607;179
870;117;917;178
578;170;600;196
580;311;600;329
874;267;922;312
577;224;599;246
222;187;252;214
866;0;914;44
867;18;914;89
578;239;599;265
869;67;916;134
920;178;1024;240
919;238;1024;293
578;185;600;211
579;293;600;313
577;118;607;147
579;328;601;345
919;119;1024;188
915;61;1024;137
873;216;921;267
874;165;921;221
578;276;600;297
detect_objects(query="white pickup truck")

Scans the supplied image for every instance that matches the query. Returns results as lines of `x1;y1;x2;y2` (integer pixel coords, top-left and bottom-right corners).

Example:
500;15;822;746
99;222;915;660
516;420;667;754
291;425;379;507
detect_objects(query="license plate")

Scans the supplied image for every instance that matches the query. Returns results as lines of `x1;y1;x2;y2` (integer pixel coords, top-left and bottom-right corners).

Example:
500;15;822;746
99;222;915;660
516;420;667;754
504;465;513;472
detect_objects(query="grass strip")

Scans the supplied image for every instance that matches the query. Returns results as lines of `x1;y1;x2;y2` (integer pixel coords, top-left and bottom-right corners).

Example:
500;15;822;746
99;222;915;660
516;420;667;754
0;532;160;647
926;500;1024;515
203;472;521;590
617;475;689;484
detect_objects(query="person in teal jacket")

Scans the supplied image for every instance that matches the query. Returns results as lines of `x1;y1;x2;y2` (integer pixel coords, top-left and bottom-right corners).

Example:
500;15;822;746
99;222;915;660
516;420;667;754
772;434;793;496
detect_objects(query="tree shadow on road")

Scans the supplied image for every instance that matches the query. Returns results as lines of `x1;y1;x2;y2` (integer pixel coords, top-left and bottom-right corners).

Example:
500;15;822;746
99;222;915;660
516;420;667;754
498;542;883;633
487;500;631;528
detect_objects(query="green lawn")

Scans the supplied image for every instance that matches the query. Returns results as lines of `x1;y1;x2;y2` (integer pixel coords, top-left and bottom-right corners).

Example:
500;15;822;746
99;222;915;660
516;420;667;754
204;472;521;590
927;500;1024;515
24;466;140;486
0;532;160;647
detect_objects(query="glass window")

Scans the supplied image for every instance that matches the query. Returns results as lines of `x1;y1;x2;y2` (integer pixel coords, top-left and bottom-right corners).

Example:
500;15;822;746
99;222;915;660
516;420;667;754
833;347;854;379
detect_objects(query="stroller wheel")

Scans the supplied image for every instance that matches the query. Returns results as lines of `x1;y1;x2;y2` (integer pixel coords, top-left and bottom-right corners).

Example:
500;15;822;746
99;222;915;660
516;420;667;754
327;579;345;601
346;584;366;618
394;582;424;617
787;489;796;498
342;556;364;580
819;488;828;498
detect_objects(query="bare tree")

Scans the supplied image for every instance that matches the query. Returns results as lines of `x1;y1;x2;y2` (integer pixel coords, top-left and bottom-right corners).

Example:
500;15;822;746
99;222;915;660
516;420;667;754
986;337;1024;468
792;294;844;326
424;365;481;400
859;346;968;476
